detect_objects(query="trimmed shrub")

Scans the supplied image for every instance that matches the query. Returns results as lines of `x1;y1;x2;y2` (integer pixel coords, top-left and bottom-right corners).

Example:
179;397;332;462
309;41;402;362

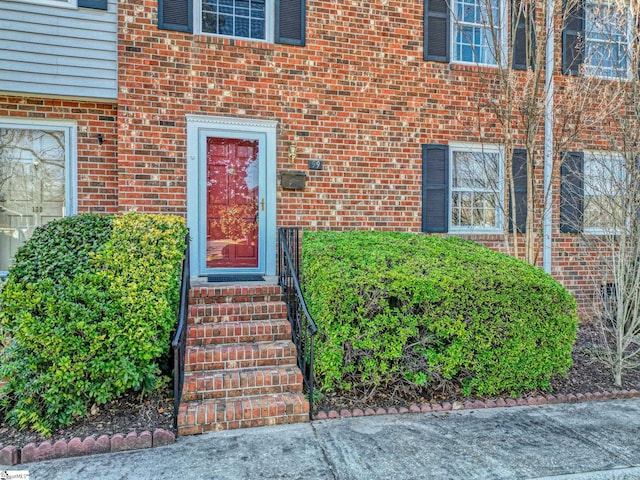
0;213;187;434
302;230;578;397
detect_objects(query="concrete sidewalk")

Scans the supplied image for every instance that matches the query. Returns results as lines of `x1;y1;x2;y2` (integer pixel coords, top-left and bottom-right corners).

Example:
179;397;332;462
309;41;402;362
10;398;640;480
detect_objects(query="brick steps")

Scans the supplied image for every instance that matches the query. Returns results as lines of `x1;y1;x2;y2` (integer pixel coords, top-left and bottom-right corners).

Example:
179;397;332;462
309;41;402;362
184;341;299;372
177;283;309;435
190;285;283;305
186;319;292;346
177;393;309;435
181;366;304;402
189;301;288;324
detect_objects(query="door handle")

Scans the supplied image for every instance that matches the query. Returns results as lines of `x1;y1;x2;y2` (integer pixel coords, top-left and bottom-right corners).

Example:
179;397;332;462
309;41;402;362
261;198;265;211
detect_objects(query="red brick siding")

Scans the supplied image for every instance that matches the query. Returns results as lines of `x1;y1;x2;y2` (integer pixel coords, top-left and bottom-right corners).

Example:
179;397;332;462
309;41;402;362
113;0;623;315
0;95;119;214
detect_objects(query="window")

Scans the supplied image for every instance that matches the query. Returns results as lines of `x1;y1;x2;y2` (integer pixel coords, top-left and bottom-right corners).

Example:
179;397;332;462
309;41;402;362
452;0;503;65
562;0;631;78
425;0;527;67
450;146;503;231
583;153;625;233
422;144;508;234
584;2;631;79
158;0;305;46
561;151;630;234
0;121;76;274
10;0;77;7
8;0;108;9
200;0;271;40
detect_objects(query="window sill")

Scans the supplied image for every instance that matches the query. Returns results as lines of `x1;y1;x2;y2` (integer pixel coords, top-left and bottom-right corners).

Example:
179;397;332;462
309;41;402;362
449;62;502;74
450;231;504;241
194;35;275;51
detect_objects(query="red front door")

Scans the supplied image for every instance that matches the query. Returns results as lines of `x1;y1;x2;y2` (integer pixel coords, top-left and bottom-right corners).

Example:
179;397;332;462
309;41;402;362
206;137;259;269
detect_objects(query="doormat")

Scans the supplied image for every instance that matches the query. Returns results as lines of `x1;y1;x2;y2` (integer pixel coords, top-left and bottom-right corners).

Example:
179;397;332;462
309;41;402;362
207;275;265;283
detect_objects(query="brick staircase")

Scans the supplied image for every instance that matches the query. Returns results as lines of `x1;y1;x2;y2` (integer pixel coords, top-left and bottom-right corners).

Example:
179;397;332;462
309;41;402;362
176;283;309;435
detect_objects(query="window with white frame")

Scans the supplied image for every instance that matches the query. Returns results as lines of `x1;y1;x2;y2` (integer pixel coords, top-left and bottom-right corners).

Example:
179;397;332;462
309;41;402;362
450;145;503;231
200;0;272;40
583;152;626;233
10;0;78;8
452;0;504;65
584;1;631;79
0;122;76;273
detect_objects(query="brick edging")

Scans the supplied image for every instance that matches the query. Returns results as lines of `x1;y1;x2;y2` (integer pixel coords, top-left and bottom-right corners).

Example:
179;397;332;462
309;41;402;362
0;428;175;466
313;389;640;420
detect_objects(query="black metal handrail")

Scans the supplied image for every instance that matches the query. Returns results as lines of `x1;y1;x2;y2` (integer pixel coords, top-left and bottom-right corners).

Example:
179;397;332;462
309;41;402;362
277;227;318;419
171;233;190;432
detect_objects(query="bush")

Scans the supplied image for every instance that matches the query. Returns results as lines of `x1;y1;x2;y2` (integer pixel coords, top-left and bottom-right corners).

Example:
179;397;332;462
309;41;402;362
0;213;187;434
302;230;578;398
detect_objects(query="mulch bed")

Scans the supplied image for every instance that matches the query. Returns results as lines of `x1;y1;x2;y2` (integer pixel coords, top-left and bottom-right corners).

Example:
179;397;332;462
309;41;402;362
314;322;640;412
0;391;174;450
1;323;639;449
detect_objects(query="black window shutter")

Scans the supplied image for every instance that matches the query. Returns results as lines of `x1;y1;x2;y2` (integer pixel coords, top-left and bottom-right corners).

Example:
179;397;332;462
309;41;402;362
512;0;534;70
158;0;193;33
78;0;107;10
562;0;584;75
276;0;306;46
560;151;584;233
509;149;528;233
424;0;450;62
422;144;449;233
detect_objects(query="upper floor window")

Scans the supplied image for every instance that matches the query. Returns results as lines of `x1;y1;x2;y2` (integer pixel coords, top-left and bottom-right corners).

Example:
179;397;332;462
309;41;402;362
452;0;503;65
200;0;271;40
425;0;520;68
562;0;631;78
159;0;305;46
584;1;631;79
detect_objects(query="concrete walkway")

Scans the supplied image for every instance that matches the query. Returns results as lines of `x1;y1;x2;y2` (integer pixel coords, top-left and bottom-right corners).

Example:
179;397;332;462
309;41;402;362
10;398;640;480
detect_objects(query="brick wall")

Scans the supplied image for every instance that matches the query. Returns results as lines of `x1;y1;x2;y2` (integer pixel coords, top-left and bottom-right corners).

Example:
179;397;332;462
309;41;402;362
0;95;119;214
114;0;625;315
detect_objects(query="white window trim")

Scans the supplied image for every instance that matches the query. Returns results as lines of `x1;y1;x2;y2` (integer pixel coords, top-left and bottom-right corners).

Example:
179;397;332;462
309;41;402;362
450;0;508;67
10;0;78;9
448;142;504;234
195;0;274;43
583;150;626;235
0;118;77;276
583;1;633;80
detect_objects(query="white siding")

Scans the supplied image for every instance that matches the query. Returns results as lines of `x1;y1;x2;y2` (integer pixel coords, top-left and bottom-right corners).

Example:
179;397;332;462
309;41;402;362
0;0;117;100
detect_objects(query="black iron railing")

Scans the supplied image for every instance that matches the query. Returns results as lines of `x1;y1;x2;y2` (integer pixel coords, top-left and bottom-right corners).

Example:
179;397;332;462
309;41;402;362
171;233;190;432
277;227;318;419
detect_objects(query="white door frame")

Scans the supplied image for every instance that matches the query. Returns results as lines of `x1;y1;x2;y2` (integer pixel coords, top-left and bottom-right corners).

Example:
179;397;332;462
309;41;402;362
186;115;278;276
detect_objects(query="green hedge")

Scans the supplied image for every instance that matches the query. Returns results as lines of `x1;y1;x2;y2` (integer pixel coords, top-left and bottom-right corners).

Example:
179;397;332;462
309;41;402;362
302;230;578;397
0;213;187;434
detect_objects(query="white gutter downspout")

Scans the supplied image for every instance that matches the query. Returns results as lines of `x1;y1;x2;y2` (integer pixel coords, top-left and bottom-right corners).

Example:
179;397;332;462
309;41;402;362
543;0;555;274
